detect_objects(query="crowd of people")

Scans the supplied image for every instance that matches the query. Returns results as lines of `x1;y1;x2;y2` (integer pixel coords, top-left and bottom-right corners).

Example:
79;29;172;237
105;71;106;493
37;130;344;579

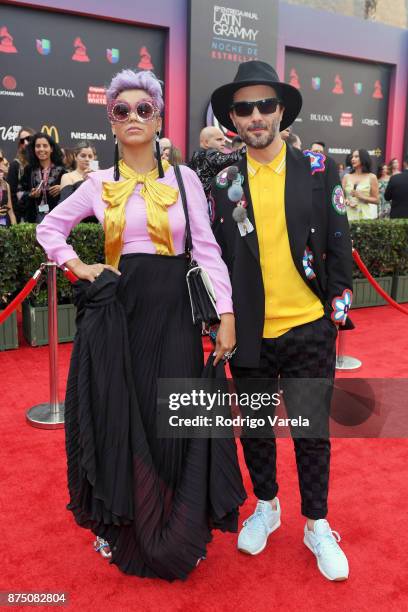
1;122;407;229
0;131;100;226
187;127;408;221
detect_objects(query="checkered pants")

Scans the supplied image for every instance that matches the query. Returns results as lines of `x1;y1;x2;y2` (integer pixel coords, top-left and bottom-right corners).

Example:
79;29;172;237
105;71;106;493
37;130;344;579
231;316;337;520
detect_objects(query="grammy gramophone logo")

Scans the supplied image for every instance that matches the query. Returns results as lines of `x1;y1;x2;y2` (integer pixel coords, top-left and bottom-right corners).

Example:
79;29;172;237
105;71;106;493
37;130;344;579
41;124;60;143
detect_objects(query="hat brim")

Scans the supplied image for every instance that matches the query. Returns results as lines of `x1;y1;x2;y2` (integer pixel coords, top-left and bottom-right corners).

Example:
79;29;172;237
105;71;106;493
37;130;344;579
211;80;302;133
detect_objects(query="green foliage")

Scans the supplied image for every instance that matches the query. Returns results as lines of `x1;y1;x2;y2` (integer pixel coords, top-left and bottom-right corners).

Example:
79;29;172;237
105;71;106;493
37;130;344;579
0;223;104;307
12;223;49;306
1;220;408;308
0;227;19;307
350;220;408;278
69;223;105;266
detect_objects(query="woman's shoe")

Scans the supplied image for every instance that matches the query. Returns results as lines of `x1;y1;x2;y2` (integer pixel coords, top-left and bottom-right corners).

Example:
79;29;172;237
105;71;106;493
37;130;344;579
93;536;112;559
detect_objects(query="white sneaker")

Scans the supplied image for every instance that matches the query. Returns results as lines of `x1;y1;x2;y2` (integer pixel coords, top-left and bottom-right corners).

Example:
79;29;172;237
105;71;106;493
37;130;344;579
303;519;349;581
238;499;281;555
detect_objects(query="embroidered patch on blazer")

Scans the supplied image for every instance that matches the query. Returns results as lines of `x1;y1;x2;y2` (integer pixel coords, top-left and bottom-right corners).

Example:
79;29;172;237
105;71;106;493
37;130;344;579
331;289;353;324
303;246;316;280
215;169;229;188
332;185;346;215
303;150;326;175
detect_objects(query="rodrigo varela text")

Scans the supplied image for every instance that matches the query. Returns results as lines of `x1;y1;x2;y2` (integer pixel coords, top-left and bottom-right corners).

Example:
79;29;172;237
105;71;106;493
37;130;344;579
168;415;310;428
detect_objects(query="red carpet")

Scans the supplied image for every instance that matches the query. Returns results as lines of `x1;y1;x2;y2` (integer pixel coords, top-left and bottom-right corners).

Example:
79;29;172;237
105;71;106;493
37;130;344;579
1;305;408;611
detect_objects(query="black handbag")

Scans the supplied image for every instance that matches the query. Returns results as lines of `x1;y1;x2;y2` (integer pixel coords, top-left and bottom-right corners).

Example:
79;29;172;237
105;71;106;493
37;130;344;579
174;164;220;326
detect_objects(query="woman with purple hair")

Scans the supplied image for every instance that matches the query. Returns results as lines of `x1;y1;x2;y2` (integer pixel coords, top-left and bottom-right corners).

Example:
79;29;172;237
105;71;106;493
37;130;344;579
36;69;245;580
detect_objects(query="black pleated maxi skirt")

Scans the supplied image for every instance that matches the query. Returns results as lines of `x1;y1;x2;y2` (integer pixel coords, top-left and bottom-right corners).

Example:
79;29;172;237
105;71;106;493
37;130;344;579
64;253;246;581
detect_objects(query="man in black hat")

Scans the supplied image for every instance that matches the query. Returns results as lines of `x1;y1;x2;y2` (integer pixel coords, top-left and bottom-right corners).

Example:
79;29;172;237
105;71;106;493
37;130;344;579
210;61;353;581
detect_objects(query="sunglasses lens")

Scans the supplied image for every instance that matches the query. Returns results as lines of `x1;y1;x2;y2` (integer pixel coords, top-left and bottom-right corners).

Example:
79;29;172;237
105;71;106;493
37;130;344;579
137;101;155;121
258;99;278;114
233;102;254;117
233;98;279;117
112;102;130;122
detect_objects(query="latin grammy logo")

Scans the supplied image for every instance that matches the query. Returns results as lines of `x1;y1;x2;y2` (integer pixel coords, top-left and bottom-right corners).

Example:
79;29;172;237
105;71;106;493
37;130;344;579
372;80;383;99
138;46;154;70
289;68;300;89
332;74;344;94
41;125;60;143
72;37;90;62
0;26;17;53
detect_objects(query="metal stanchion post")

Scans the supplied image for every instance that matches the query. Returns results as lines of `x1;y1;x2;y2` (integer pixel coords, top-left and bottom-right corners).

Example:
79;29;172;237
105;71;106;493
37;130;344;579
26;261;65;428
335;328;362;372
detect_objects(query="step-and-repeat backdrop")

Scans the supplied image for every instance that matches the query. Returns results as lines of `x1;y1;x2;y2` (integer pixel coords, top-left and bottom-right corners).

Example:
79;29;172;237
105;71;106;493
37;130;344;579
188;0;278;158
0;3;393;167
0;4;165;167
285;49;391;165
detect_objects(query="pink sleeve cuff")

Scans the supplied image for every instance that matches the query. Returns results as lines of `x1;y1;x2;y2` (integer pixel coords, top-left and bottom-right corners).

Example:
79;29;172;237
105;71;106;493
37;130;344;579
216;299;234;315
53;246;79;268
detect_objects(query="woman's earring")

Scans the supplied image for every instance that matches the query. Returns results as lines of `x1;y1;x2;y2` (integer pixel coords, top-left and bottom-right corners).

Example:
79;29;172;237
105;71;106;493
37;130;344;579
155;131;164;178
113;135;120;181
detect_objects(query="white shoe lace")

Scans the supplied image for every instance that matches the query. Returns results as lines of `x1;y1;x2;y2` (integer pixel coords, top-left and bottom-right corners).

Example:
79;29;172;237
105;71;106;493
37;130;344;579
314;529;343;558
242;503;271;535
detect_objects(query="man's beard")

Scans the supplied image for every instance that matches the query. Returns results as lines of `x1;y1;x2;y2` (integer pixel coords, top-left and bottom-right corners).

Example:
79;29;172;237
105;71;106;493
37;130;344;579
235;118;280;149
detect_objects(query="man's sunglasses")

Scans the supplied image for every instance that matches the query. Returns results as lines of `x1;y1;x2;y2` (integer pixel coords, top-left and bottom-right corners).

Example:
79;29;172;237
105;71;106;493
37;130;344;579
19;136;31;144
108;98;159;123
230;97;282;117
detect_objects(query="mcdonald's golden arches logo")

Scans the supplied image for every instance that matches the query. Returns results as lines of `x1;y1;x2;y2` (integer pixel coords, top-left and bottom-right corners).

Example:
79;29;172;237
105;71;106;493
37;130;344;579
41;124;59;143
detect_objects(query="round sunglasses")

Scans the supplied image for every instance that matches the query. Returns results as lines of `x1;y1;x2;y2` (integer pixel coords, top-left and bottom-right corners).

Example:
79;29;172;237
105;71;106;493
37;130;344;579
230;97;282;117
108;98;159;123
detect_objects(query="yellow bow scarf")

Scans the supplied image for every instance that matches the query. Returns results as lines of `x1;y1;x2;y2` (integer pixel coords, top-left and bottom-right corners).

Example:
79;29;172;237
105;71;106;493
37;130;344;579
101;159;179;268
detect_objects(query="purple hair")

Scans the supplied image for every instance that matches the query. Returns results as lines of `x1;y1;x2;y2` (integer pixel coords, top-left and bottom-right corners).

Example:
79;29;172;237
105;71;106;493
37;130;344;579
106;69;164;112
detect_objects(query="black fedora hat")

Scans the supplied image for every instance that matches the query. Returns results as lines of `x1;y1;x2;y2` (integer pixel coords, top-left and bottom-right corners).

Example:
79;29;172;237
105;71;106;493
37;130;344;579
211;60;302;132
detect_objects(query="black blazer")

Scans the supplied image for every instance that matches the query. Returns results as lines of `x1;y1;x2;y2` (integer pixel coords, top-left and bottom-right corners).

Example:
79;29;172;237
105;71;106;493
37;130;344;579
210;146;353;368
384;170;408;218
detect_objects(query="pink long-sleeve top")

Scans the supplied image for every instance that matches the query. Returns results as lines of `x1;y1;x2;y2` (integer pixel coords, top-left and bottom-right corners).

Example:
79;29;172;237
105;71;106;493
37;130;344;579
36;164;233;314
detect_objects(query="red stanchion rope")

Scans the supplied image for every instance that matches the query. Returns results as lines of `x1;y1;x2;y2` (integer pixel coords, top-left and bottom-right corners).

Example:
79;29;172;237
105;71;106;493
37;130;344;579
0;265;79;326
3;253;404;327
62;267;78;283
0;267;44;325
352;248;408;315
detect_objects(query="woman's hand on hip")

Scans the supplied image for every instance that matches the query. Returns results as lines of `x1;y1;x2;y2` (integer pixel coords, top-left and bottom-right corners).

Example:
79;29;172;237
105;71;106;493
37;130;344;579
65;258;121;282
213;313;236;366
